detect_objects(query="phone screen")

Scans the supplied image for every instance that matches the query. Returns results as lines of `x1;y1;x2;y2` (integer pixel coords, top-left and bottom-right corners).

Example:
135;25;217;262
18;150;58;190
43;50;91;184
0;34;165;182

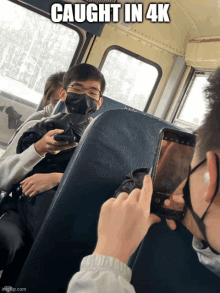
151;129;196;220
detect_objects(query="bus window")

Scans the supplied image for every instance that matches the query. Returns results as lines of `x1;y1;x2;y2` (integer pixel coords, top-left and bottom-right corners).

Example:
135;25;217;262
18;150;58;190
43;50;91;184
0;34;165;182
173;72;211;129
0;0;81;151
100;47;161;111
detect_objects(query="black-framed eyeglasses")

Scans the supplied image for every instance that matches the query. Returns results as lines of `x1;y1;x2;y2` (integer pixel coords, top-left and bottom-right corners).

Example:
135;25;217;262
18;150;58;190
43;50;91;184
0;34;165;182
68;83;102;101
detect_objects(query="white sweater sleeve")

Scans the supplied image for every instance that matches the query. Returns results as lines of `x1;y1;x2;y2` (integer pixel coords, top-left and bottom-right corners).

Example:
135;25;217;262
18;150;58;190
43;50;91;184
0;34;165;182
67;255;136;293
0;121;45;192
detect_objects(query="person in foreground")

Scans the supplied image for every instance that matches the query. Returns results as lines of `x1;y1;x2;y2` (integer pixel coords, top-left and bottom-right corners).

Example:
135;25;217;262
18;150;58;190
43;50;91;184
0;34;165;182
67;68;220;292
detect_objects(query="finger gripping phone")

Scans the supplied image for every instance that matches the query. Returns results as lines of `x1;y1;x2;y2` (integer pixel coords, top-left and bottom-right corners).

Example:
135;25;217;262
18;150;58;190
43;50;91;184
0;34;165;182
150;128;196;220
53;134;76;142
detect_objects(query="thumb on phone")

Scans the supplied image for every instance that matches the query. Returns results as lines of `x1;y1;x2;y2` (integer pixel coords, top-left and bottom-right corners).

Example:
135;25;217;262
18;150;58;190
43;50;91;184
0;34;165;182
48;129;64;136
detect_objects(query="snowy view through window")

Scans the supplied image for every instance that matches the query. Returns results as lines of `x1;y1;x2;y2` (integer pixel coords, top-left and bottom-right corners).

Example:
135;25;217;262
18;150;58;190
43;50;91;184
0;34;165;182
0;0;80;150
0;0;80;105
176;75;210;127
101;49;159;111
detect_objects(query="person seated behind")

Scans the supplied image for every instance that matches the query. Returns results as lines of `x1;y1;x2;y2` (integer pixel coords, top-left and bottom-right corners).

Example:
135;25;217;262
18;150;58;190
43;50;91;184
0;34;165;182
42;71;64;108
66;68;220;293
0;63;105;286
8;71;65;144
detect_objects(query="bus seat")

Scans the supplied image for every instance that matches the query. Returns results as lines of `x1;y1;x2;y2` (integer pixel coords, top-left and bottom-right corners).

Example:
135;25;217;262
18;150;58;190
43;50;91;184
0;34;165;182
14;109;181;292
51;100;66;115
91;96;136;119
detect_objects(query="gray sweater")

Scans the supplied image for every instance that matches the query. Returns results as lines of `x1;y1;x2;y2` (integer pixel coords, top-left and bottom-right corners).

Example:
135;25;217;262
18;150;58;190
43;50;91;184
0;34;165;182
0;120;45;192
0;108;92;192
67;240;220;293
0;105;54;191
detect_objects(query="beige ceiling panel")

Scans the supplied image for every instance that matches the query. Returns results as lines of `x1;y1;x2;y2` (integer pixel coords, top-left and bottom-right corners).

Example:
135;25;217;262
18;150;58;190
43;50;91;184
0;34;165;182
177;0;220;37
117;0;220;56
117;0;199;56
185;40;220;68
185;42;198;64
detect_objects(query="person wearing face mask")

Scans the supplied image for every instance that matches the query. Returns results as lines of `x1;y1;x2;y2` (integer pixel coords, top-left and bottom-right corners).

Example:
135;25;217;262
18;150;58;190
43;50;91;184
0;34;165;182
0;63;105;286
66;69;220;293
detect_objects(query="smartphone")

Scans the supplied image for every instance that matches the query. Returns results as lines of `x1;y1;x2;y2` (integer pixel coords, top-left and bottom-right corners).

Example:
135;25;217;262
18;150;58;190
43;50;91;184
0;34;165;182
53;134;76;142
150;128;196;220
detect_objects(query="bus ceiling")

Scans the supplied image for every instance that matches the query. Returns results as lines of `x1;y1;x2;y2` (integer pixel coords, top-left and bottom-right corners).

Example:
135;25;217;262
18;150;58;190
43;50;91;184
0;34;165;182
13;0;220;60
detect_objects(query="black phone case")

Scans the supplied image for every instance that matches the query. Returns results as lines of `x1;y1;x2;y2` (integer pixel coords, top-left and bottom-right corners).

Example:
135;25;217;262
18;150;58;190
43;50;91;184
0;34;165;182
150;128;195;220
53;134;75;142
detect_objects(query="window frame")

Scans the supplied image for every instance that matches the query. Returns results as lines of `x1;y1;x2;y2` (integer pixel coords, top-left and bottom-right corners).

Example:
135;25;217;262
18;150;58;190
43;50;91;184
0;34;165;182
99;45;162;112
172;69;214;129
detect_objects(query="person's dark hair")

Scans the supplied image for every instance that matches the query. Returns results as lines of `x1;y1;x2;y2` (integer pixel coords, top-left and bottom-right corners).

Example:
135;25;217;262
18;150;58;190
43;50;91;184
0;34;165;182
63;63;106;95
42;71;65;107
196;67;220;161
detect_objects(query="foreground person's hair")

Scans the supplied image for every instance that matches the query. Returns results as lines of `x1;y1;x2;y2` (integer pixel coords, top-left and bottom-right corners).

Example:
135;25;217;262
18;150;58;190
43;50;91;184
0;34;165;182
196;67;220;161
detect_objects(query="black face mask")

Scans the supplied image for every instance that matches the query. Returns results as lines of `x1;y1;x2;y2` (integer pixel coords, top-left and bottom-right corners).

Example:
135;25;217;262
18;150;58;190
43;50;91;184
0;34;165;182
65;92;98;116
182;153;220;254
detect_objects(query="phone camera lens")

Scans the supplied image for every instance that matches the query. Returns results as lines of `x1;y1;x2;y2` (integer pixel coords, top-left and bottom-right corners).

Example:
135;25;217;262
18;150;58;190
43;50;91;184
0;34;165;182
155;198;160;203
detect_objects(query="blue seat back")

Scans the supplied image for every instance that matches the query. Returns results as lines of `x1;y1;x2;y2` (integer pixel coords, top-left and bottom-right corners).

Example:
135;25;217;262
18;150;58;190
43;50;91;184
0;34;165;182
15;109;183;291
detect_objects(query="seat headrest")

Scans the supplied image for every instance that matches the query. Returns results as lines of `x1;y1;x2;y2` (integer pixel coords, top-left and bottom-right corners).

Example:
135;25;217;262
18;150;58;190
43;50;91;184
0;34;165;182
51;100;66;115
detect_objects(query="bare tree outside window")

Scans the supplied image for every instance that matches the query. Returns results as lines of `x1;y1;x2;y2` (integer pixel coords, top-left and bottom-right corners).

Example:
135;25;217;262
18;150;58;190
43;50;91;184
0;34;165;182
0;0;80;105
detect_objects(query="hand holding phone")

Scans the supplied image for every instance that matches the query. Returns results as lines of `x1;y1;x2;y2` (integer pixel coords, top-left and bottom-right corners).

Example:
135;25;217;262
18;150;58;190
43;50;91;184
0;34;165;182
34;129;78;156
